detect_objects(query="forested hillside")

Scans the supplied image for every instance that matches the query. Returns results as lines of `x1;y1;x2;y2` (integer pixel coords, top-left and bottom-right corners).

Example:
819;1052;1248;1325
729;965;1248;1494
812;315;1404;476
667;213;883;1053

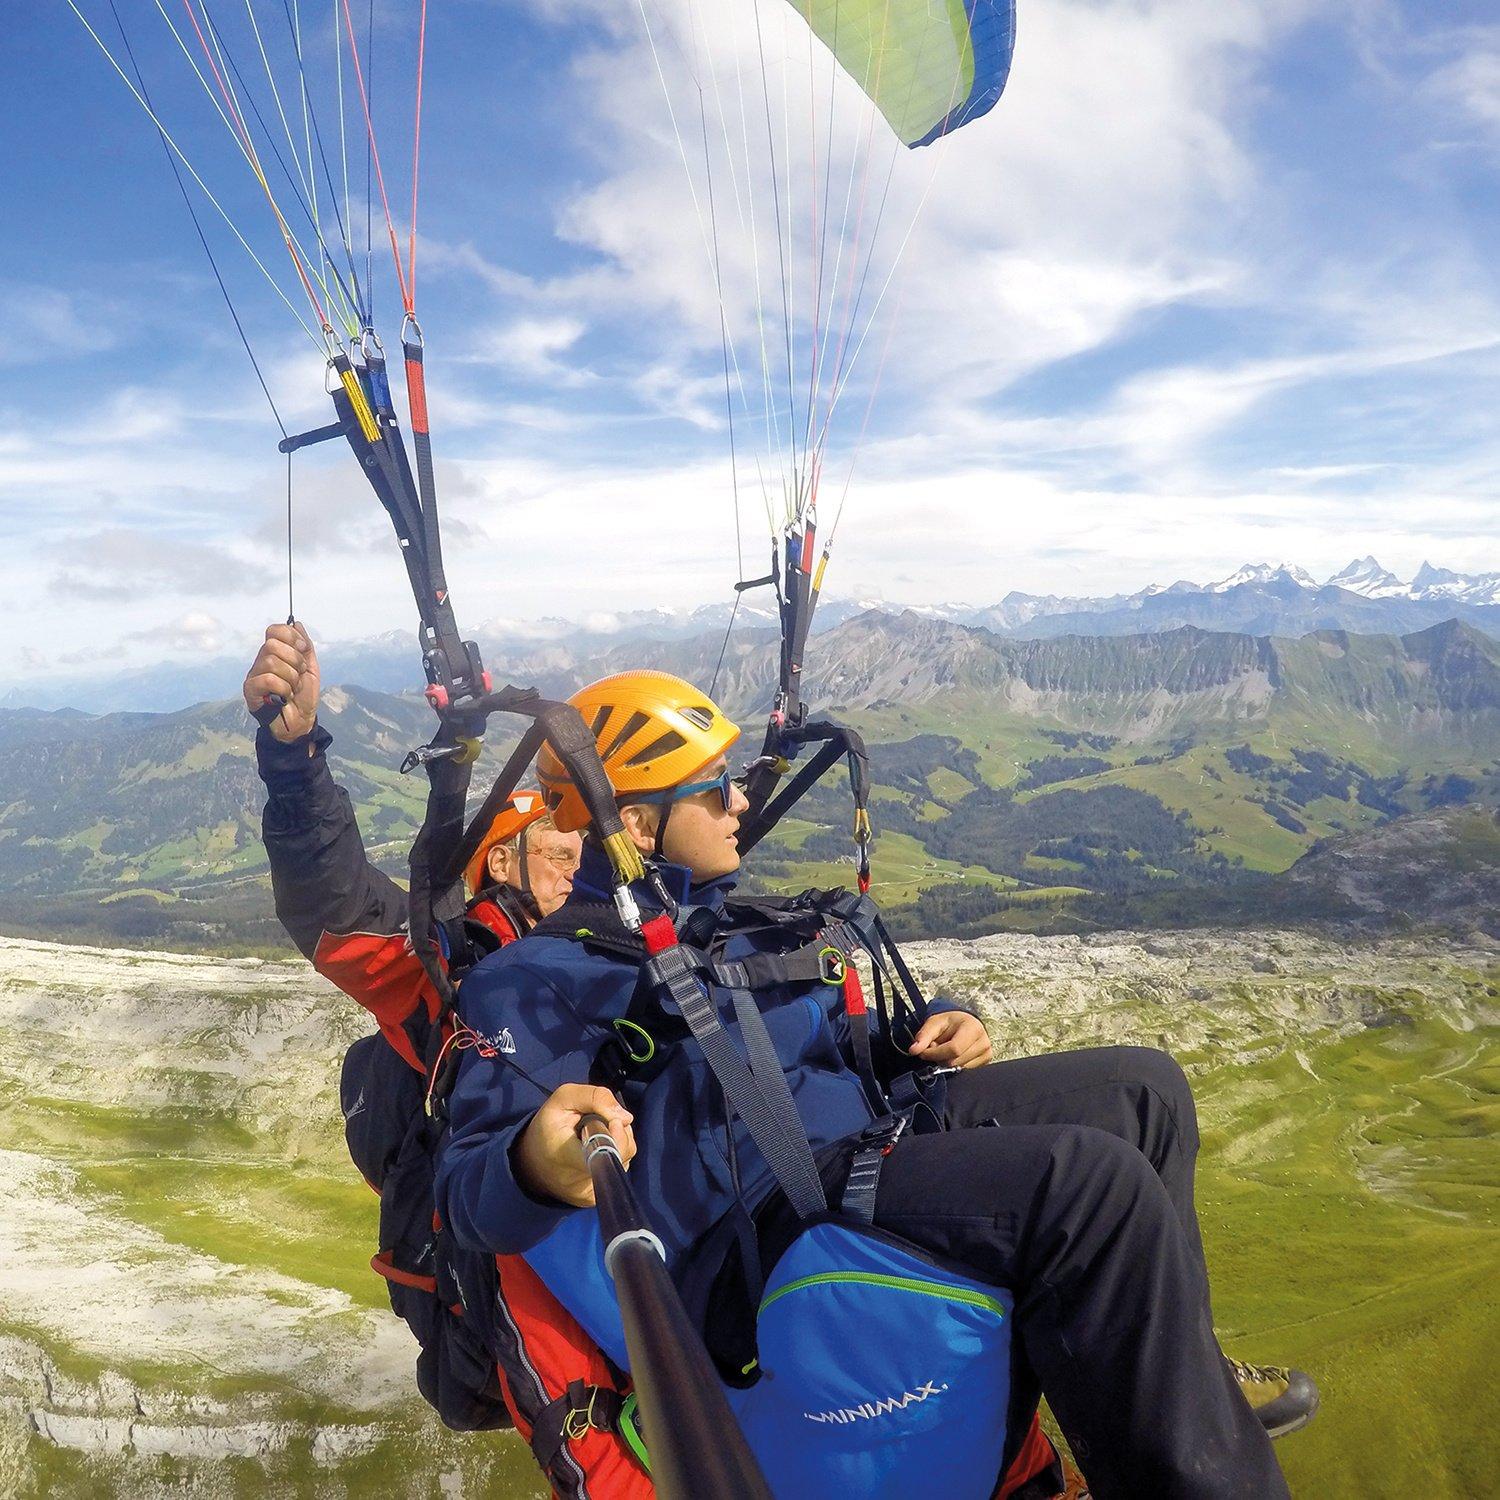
1;616;1495;948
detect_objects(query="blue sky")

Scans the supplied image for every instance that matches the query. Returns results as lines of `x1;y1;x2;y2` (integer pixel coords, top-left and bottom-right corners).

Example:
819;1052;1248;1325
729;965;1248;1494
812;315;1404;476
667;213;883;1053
4;0;1499;683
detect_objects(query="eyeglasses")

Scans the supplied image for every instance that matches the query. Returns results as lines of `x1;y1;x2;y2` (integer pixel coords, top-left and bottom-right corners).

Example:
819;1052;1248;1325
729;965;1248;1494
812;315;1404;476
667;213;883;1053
531;847;581;874
633;768;735;812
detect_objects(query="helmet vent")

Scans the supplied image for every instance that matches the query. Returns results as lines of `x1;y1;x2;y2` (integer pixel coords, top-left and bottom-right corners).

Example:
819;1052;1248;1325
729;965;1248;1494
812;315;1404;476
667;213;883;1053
590;705;612;738
680;706;715;731
625;730;686;767
601;710;651;762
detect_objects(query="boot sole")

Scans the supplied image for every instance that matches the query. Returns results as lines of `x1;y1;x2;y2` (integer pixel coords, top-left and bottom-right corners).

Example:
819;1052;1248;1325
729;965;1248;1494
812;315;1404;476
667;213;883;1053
1263;1385;1320;1440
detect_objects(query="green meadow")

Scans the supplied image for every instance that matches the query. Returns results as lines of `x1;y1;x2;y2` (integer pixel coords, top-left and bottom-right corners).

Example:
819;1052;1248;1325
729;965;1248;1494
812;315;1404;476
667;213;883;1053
0;935;1494;1497
1188;1009;1498;1497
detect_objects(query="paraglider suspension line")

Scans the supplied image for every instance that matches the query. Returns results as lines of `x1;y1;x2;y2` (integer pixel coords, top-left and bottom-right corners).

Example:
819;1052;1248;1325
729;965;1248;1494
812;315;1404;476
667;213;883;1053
102;0;296;617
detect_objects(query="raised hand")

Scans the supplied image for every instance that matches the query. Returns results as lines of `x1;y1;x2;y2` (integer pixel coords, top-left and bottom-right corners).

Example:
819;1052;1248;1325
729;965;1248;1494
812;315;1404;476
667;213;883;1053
242;622;320;742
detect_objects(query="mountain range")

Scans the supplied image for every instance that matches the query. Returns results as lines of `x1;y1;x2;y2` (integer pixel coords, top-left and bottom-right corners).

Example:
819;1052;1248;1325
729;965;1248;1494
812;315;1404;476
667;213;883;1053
7;557;1496;717
954;557;1500;639
2;611;1495;949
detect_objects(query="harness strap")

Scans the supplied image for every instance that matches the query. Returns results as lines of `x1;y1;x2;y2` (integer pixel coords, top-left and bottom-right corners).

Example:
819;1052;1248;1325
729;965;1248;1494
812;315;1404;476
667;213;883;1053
840;1115;907;1225
874;909;928;1025
841;967;887;1111
370;1248;438;1293
528;1379;628;1477
737;735;847;855
708;925;852;992
640;916;828;1221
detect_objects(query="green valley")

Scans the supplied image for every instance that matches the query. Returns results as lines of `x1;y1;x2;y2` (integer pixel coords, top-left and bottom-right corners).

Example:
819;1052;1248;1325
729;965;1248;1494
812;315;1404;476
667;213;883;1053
0;615;1494;950
2;930;1493;1496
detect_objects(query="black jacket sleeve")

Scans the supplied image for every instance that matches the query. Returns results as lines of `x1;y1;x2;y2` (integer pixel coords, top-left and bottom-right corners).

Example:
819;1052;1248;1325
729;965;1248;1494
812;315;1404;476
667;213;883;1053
257;723;409;960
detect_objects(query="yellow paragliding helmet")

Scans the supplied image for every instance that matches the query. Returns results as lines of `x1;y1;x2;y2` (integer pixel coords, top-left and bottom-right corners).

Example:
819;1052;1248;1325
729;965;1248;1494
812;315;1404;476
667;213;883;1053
537;671;741;834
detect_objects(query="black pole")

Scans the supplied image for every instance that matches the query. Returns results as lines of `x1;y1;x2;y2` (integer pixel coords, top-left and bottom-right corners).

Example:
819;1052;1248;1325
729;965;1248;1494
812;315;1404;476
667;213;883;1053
580;1116;773;1500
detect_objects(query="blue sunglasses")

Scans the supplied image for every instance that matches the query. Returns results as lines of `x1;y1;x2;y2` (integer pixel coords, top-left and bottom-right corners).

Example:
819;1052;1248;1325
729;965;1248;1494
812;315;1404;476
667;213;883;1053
632;768;735;811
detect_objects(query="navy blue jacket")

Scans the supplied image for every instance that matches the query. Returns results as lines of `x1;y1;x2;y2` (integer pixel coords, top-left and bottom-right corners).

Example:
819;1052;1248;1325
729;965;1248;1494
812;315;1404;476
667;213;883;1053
436;843;962;1269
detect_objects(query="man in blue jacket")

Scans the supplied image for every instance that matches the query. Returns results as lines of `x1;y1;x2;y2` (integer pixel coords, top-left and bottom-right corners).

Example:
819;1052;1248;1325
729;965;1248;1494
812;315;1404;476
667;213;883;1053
436;670;1315;1499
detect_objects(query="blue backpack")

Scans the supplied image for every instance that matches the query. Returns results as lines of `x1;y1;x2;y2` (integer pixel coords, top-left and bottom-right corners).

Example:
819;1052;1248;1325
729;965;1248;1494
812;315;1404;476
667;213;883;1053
521;888;1022;1498
526;1189;1014;1497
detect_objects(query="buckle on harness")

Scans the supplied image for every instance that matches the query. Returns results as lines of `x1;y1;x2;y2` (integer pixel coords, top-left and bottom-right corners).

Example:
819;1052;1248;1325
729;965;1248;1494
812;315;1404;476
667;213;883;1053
563;1386;606;1441
531;1379;631;1477
841;1115;908;1223
818;945;848;984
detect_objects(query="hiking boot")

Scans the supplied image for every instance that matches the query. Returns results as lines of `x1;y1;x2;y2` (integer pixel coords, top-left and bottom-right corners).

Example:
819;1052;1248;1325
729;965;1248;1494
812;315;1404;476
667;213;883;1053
1227;1356;1320;1438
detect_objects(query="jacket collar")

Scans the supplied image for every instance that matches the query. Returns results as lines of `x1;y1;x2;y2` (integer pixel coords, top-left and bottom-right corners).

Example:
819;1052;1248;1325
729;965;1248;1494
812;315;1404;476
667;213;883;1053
570;839;737;916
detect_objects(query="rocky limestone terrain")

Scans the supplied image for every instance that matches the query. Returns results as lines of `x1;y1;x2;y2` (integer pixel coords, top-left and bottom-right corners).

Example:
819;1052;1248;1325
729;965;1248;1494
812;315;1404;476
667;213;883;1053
0;928;1495;1497
904;924;1498;1059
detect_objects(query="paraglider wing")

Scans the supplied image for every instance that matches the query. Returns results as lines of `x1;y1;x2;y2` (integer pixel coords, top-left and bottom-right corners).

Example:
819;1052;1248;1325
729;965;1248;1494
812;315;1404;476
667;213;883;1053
786;0;1017;147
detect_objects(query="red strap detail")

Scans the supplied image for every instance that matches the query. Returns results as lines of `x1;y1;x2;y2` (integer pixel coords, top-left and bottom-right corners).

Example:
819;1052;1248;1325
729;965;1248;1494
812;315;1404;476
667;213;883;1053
995;1414;1060;1498
405;355;430;433
493;1256;654;1496
640;913;677;955
843;966;868;1018
370;1250;438;1294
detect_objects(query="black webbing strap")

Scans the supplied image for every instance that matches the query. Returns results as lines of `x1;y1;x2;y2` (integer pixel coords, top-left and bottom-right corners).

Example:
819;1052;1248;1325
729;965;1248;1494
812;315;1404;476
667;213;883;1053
641;919;827;1221
833;892;926;1045
331;381;433;627
441;722;546;888
331;362;472;692
737;719;870;858
708;930;849;993
409;743;474;1020
874;910;929;1036
841;969;886;1114
839;1116;906;1225
782;537;816;719
363;346;424;534
723;978;828;1195
433;693;632;893
402;336;450;614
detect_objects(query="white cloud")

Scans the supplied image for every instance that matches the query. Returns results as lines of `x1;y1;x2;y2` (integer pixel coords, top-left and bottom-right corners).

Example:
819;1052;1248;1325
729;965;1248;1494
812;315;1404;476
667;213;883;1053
466;315;593;382
51;528;277;603
13;0;1500;678
1423;28;1500;145
472;0;1332;468
124;610;230;655
12;287;96;363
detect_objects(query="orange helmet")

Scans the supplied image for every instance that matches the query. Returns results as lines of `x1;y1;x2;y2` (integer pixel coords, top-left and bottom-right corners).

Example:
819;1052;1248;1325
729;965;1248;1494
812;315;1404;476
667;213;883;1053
462;790;550;897
536;671;740;833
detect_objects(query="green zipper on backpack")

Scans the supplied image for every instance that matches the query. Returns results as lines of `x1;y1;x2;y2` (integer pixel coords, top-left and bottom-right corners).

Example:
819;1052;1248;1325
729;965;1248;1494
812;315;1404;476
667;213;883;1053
760;1271;1006;1319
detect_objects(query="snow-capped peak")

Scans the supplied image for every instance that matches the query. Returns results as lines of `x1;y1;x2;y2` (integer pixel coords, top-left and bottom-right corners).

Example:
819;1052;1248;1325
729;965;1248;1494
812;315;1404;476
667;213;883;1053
1327;556;1407;598
1408;562;1500;606
1206;562;1318;593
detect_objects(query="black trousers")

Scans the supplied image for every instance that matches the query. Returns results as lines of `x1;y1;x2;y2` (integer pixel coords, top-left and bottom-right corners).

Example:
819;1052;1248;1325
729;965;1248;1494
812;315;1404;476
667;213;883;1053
759;1047;1289;1500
